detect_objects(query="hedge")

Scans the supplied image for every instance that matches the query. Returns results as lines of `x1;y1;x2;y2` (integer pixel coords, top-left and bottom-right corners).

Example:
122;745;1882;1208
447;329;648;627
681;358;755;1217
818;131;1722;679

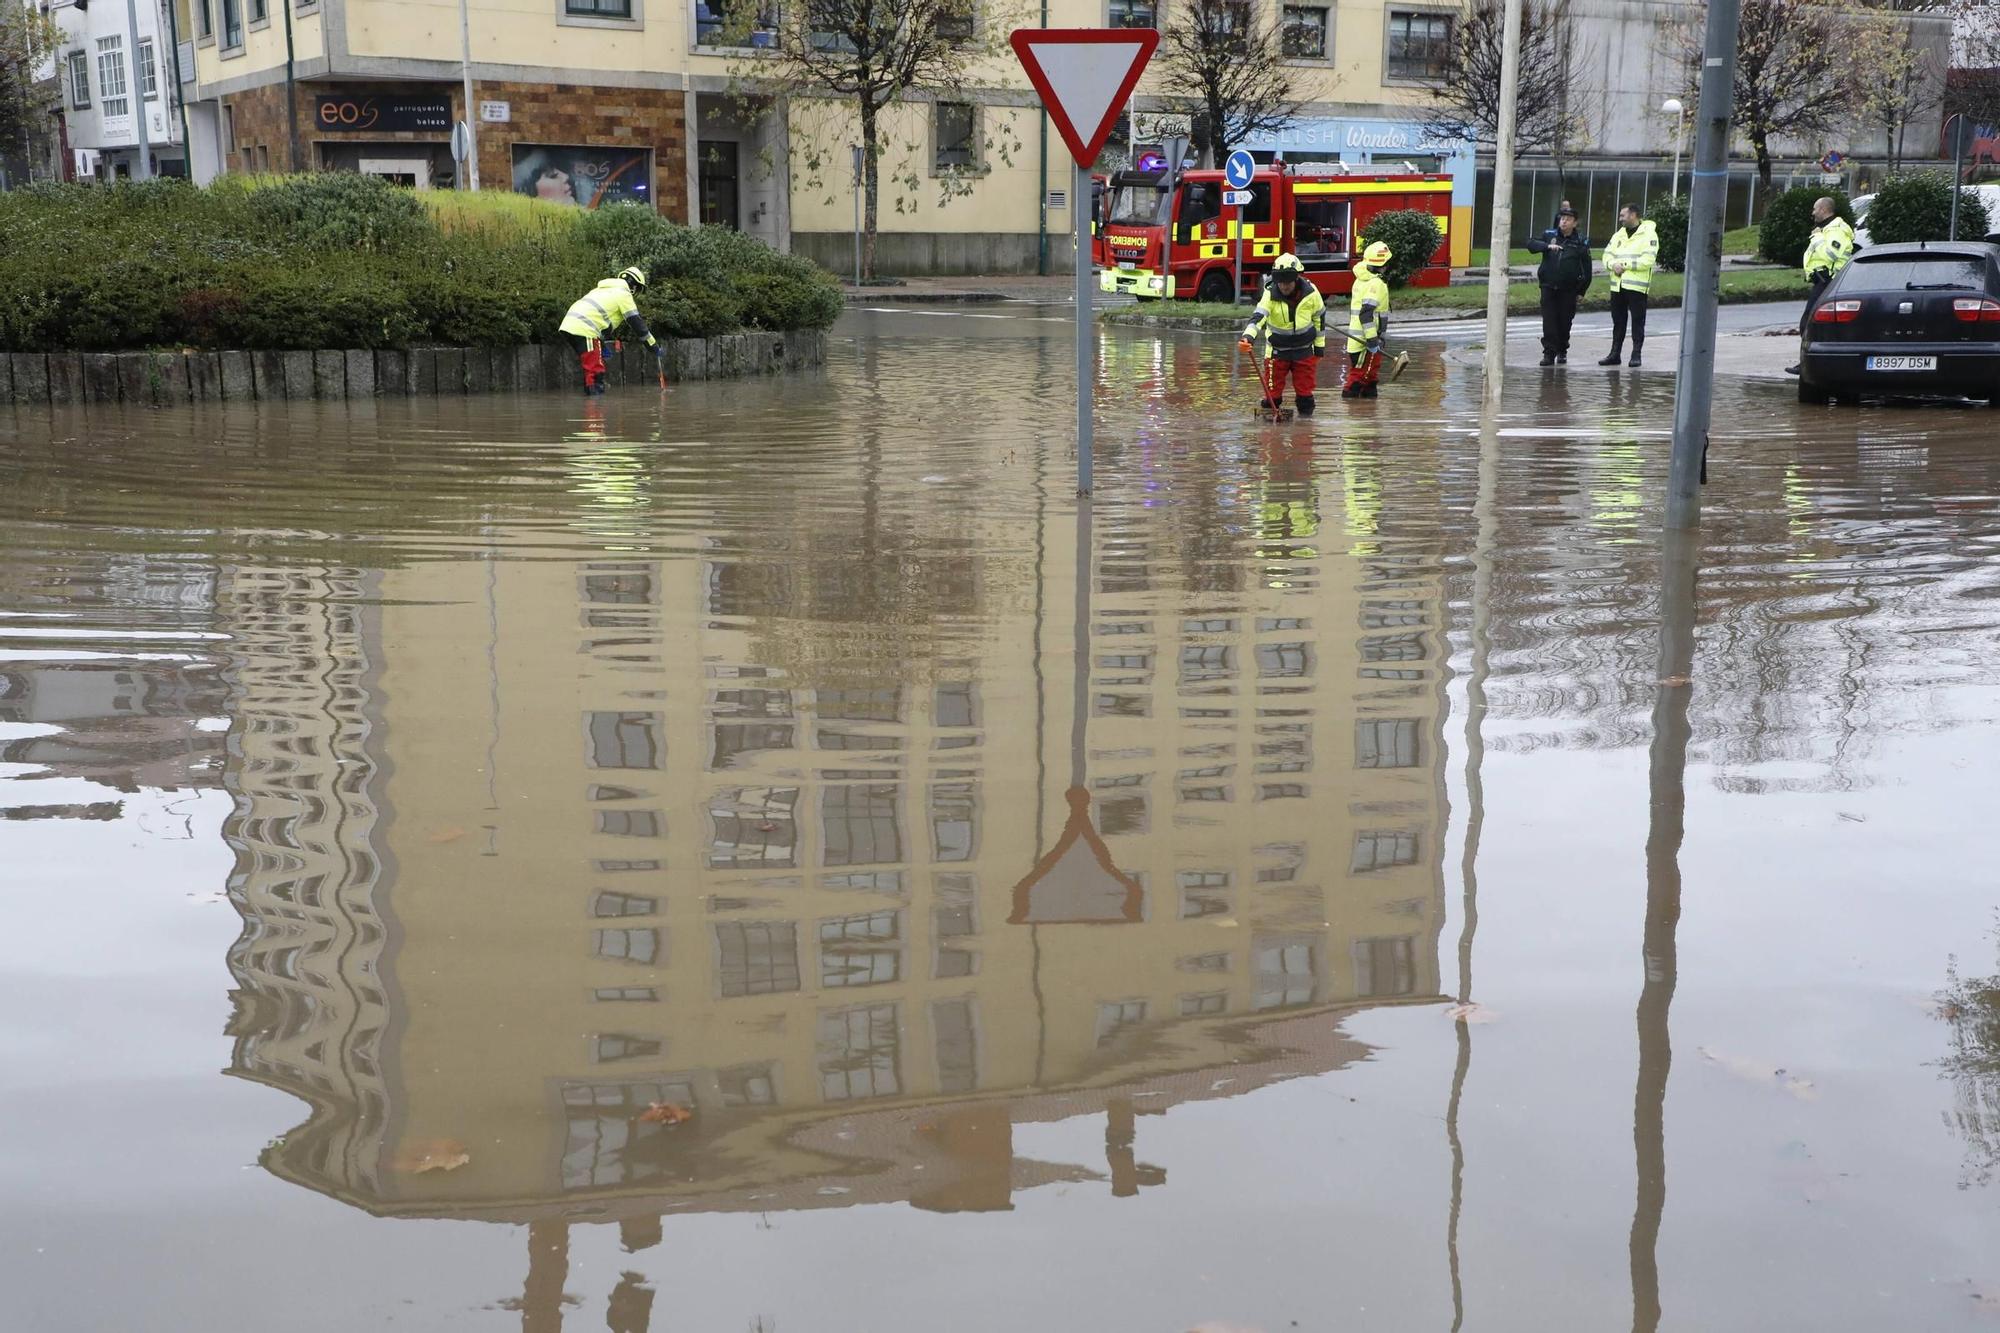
0;175;841;352
1358;209;1446;288
1861;172;1994;245
1758;186;1854;269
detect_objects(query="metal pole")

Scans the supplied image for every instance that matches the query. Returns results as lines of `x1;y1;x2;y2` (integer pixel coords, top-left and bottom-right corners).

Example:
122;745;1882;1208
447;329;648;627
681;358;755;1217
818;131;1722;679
1481;0;1525;412
1948;115;1965;240
1036;0;1049;276
458;0;480;189
1665;0;1742;531
1075;160;1094;495
852;144;863;286
123;0;152;178
1232;199;1244;305
162;0;192;175
1671;116;1684;200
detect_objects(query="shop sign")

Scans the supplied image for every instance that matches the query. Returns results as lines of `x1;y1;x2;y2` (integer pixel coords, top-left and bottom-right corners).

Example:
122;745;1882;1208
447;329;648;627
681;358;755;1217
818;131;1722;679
512;145;655;209
314;95;452;134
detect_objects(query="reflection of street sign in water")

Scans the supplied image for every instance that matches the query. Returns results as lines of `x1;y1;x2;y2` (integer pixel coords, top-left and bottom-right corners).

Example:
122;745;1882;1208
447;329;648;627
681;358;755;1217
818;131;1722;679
1224;149;1255;190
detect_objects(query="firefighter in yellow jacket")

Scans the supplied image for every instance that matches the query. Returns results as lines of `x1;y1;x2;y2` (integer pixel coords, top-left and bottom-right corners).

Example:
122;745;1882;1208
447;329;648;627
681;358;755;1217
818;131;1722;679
559;266;662;395
1343;241;1393;399
1238;253;1328;416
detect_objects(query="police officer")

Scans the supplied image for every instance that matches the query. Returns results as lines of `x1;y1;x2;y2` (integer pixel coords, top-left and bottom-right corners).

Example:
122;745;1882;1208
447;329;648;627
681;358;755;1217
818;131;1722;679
1343;241;1394;399
1787;197;1854;376
1239;253;1328;415
1526;207;1592;366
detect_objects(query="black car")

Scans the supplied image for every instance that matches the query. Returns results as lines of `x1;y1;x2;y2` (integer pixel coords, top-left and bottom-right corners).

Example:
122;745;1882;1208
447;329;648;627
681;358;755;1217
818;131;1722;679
1798;240;2000;405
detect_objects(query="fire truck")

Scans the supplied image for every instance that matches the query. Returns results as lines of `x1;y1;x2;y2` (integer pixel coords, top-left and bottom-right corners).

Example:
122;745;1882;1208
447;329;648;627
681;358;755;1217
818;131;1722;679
1095;162;1454;302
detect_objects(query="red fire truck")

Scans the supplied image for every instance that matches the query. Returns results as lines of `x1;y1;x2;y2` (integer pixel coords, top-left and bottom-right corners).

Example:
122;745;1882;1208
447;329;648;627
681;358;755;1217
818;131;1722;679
1095;162;1453;302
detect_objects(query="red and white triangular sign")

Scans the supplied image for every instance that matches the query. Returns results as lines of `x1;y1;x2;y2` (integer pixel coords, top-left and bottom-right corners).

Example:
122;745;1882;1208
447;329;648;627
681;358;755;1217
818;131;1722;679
1009;27;1159;167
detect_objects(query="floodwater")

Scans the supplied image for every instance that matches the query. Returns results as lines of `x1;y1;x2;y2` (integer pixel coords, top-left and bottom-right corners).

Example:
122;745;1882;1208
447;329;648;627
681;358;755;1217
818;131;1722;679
5;307;2000;1333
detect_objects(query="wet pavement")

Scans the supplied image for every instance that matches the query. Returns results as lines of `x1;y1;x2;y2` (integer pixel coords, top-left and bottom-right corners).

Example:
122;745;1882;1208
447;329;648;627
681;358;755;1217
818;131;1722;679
5;309;2000;1331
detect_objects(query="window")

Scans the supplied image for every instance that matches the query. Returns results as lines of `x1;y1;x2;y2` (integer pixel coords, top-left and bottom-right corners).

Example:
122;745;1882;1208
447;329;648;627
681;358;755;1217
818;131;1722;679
1386;9;1453;81
1181;992;1228;1016
822;783;902;866
96;37;128;119
1179;870;1231;918
198;0;213;39
1257;642;1312;678
1354;936;1418;997
936;0;975;43
820;911;902;987
1212;1;1251;52
933;997;978;1092
567;0;634;15
1098;792;1148;836
934;681;978;728
1282;4;1328;57
1108;0;1155;26
929;781;977;862
593;1033;663;1063
593;987;659;1002
137;39;158;101
1254;936;1319;1010
1362;632;1427;662
221;0;244;48
593;892;659;917
934;102;976;172
710;721;795;768
716;921;800;996
250;0;268;20
718;1063;777;1106
598;809;663;838
818;1003;900;1100
696;0;780;47
1352;830;1418;873
588;711;664;770
593;927;660;964
1096;1000;1147;1046
67;51;89;110
708;787;799;869
585;567;657;604
1180;644;1235;684
561;1079;693;1189
1356;718;1421;769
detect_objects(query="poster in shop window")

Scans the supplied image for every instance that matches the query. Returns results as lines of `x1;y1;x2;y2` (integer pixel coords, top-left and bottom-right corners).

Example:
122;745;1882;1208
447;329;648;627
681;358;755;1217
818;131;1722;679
511;145;654;209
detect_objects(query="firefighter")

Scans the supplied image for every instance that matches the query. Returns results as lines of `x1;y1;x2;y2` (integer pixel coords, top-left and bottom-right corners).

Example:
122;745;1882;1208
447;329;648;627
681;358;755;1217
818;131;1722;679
1343;241;1393;399
1239;253;1327;416
559;266;663;395
1786;197;1855;376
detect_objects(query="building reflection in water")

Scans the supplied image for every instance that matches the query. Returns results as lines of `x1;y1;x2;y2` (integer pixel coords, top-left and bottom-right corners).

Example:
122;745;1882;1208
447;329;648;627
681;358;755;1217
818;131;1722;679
216;422;1455;1315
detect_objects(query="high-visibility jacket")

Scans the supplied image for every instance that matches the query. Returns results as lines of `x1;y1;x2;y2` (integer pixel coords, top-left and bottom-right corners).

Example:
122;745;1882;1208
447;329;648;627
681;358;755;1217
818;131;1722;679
560;277;657;346
1603;219;1659;294
1242;281;1327;361
1346;263;1390;354
1803;216;1855;282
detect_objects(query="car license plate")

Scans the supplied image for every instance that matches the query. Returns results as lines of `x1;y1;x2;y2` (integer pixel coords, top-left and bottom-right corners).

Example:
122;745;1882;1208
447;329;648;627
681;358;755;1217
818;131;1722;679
1865;355;1936;371
1117;261;1135;271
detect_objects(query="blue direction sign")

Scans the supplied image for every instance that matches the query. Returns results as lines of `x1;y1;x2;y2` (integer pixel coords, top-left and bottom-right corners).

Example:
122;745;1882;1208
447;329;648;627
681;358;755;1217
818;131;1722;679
1224;149;1255;190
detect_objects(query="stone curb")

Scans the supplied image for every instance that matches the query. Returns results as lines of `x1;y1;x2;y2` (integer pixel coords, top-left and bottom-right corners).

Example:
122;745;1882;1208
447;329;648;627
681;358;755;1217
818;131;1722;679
2;331;824;406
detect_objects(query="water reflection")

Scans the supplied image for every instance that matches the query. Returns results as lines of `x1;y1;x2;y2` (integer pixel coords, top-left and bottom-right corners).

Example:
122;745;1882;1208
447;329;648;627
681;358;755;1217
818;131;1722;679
211;412;1453;1301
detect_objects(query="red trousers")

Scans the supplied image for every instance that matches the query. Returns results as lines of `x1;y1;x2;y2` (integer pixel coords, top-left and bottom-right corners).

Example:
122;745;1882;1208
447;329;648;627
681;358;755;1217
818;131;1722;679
1262;355;1317;404
563;331;607;388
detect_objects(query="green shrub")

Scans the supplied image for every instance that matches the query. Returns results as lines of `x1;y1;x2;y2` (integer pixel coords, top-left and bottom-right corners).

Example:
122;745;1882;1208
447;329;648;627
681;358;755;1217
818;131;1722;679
643;277;745;338
1358;210;1445;288
1759;186;1852;268
243;174;434;253
1861;171;1994;244
731;269;844;332
1645;193;1691;272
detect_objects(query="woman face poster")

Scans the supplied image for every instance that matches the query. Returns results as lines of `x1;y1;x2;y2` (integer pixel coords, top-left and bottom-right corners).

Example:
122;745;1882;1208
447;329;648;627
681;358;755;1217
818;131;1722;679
511;146;654;209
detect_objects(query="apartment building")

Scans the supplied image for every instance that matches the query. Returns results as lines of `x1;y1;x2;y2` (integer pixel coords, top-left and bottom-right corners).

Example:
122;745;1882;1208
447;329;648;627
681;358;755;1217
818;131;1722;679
219;408;1453;1225
46;0;189;179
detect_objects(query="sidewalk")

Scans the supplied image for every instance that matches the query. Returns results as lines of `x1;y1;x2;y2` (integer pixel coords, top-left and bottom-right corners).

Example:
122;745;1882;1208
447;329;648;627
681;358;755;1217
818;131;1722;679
1444;317;1803;382
842;274;1080;303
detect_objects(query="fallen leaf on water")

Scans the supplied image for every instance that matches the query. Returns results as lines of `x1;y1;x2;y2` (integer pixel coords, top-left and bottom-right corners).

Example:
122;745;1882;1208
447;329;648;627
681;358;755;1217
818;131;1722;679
1698;1047;1818;1101
638;1102;694;1126
393;1138;471;1173
1444;1002;1499;1024
427;827;467;844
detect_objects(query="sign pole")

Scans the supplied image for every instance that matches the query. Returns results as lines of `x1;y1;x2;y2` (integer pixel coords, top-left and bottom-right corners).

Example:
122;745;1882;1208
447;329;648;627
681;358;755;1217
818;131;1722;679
1075;160;1094;495
457;0;480;189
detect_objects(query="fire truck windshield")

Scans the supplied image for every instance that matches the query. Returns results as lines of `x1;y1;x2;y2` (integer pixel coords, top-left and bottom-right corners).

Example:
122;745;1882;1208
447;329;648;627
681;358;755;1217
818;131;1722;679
1106;182;1167;227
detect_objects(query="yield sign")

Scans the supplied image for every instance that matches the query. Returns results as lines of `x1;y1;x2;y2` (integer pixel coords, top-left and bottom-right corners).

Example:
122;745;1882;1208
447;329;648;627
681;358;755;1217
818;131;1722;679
1009;28;1160;166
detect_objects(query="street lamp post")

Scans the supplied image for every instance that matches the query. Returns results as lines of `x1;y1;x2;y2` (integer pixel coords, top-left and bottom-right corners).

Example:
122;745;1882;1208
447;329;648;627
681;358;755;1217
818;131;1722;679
1662;98;1685;199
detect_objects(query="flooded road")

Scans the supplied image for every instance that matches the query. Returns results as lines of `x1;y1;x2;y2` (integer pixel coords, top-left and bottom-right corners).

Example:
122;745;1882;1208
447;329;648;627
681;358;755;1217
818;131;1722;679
6;310;2000;1331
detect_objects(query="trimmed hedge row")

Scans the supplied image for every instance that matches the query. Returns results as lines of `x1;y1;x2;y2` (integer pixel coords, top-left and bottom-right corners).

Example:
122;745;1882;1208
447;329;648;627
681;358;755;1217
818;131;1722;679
0;176;842;352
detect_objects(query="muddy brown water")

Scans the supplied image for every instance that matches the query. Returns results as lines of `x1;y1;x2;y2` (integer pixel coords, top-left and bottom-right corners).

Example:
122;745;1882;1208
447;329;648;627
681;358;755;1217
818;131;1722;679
5;309;2000;1331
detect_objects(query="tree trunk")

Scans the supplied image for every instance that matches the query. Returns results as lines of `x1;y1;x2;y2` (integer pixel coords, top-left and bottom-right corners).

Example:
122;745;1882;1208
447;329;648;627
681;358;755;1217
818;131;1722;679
859;97;880;281
1752;130;1773;191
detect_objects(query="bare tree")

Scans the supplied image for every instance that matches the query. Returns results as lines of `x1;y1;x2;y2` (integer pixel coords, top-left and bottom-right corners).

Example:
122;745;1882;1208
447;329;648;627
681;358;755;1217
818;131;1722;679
1155;0;1304;166
1676;0;1858;190
1849;12;1941;171
724;0;1018;278
0;1;61;180
1944;0;2000;133
1423;0;1593;166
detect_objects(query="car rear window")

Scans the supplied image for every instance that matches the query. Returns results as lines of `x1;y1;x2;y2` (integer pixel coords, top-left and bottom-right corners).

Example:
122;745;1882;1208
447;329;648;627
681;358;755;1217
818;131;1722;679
1840;256;1991;292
